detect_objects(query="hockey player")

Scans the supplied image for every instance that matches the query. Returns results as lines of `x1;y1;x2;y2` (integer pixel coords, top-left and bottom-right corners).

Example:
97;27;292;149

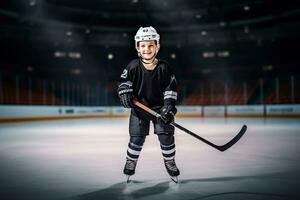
117;26;180;183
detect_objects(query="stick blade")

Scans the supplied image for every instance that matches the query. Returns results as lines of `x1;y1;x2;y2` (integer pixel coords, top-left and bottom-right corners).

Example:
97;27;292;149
218;125;247;152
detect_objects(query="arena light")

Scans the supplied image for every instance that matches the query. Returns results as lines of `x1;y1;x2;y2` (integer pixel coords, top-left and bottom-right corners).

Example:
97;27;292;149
244;5;250;11
29;0;36;7
201;31;207;36
107;53;114;60
262;65;273;71
69;52;81;59
170;53;176;59
54;51;66;58
66;31;72;36
218;51;230;57
27;66;34;72
195;14;202;19
203;52;215;58
71;69;81;75
219;21;226;27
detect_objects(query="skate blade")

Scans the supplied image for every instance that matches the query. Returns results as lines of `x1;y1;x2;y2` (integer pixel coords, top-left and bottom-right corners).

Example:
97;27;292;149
170;176;178;184
126;175;131;183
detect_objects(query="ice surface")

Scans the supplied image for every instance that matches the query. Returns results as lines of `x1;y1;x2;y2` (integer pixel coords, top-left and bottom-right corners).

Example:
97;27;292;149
0;118;299;200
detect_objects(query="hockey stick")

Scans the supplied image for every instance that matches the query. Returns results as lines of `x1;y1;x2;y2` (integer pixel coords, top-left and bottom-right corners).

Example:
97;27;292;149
133;100;247;152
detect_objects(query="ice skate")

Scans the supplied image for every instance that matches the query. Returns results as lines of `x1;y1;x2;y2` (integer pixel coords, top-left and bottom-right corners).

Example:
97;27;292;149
164;159;180;183
123;159;137;183
170;176;178;184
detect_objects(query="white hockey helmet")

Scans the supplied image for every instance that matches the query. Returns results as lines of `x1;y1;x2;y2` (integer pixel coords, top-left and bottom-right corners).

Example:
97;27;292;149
134;26;160;46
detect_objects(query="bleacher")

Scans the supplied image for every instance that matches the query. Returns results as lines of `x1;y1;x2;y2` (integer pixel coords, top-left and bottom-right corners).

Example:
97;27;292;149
1;82;63;105
0;75;299;106
265;79;300;104
182;80;258;105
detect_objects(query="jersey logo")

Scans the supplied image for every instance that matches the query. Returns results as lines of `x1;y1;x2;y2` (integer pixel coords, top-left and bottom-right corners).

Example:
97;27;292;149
121;69;128;79
171;75;176;84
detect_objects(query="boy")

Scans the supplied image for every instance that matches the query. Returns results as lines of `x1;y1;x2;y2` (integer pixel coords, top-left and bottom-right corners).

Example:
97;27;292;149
117;26;180;182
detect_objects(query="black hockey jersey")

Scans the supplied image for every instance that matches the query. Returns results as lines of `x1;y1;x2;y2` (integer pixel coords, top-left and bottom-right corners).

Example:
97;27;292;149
118;59;177;120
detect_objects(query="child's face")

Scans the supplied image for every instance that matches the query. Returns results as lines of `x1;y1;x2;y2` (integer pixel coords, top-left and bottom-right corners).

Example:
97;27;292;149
136;40;160;60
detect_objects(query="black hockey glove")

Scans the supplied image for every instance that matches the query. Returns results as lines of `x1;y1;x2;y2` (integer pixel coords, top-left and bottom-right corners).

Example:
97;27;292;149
118;84;134;108
158;105;177;125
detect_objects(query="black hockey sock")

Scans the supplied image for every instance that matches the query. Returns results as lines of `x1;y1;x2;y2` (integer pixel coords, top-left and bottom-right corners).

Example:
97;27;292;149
126;136;145;161
158;134;176;160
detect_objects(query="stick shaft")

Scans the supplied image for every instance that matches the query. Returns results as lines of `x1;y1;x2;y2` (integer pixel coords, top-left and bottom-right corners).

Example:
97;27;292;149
132;99;246;152
133;100;161;118
133;100;216;147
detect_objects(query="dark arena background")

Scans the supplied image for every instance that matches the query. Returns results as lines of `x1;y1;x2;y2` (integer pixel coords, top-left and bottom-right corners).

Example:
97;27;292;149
0;0;300;200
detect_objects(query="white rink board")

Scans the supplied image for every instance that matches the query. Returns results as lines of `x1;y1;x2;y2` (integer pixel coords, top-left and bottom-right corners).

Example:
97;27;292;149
0;105;60;118
62;106;110;116
177;106;202;115
266;104;300;116
111;106;130;115
227;105;264;116
1;105;300;119
0;105;110;118
204;106;225;117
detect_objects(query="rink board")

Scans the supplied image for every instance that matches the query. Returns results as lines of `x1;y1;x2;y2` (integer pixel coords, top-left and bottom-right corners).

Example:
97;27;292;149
0;105;300;123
